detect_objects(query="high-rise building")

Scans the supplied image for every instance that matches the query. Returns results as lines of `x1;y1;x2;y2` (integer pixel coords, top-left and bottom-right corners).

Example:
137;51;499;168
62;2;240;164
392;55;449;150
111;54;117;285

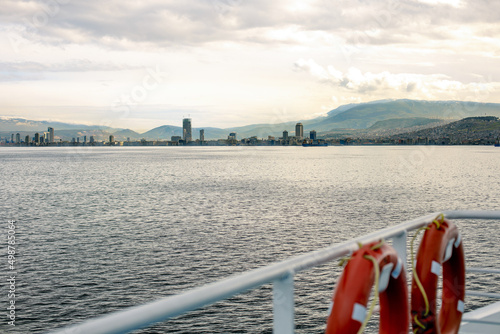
310;130;317;140
109;135;114;144
295;123;303;139
15;133;20;143
89;136;95;144
228;132;237;140
183;118;192;142
283;130;289;141
200;129;205;141
48;127;54;143
84;136;87;144
11;134;14;143
25;135;30;144
34;133;40;144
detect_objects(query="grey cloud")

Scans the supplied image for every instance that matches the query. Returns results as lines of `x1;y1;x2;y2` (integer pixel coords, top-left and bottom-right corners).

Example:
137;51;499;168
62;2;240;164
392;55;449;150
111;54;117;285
1;0;500;47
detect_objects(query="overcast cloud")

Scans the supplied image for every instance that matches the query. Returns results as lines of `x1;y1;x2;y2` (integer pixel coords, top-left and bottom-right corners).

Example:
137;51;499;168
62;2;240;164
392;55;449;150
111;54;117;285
1;0;499;130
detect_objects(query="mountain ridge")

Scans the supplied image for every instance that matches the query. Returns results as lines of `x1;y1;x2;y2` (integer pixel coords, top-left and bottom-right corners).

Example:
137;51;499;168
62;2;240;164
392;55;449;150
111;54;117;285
2;99;500;140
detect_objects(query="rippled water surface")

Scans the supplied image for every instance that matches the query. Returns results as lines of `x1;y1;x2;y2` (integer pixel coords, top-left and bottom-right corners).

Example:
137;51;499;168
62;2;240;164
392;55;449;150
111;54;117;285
1;146;499;333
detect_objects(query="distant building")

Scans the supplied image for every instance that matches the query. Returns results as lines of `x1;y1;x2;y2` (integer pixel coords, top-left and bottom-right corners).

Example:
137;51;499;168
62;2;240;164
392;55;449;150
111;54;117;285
25;135;30;144
310;130;317;140
11;134;14;143
200;129;205;141
127;137;130;142
283;130;289;141
295;123;303;139
171;136;182;143
84;135;87;144
15;133;20;143
89;136;95;144
183;118;192;142
34;133;40;144
43;132;49;143
77;137;80;144
109;135;115;144
48;127;54;143
228;132;237;140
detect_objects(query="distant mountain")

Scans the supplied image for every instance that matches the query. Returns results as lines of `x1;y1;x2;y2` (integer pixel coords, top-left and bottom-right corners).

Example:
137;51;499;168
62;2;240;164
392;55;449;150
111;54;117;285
0;117;114;132
309;100;500;132
2;100;500;141
112;129;141;141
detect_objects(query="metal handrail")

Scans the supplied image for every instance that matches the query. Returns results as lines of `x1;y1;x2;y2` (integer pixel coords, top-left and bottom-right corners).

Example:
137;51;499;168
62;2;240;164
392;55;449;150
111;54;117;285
47;210;500;334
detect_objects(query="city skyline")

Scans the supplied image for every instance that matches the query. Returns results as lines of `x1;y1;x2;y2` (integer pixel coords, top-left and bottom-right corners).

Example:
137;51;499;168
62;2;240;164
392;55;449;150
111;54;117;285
1;1;500;132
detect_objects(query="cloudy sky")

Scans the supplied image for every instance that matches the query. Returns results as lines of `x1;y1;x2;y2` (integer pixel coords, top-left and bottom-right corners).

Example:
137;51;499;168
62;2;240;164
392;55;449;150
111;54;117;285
1;0;499;131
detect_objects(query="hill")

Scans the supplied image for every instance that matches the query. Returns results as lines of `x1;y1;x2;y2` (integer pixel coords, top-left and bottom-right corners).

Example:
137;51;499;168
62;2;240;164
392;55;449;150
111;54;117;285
395;116;500;144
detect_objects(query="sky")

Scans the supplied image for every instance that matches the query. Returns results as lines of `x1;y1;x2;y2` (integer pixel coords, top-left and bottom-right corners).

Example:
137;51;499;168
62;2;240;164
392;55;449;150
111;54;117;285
1;0;500;131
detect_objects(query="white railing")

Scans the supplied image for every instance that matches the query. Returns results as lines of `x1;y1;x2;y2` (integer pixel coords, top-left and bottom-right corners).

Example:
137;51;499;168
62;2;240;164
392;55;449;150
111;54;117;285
48;210;500;334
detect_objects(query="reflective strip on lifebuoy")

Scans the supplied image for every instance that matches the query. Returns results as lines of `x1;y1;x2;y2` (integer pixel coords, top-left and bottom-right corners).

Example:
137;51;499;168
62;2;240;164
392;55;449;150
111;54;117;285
411;218;465;334
325;241;409;334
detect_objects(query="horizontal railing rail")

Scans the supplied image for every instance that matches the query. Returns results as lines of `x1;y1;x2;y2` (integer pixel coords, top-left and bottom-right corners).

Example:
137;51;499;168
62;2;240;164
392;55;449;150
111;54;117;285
47;210;500;334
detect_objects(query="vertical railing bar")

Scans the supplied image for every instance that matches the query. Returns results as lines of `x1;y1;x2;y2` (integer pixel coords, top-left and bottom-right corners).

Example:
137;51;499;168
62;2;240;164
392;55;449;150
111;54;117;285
391;231;407;269
273;273;295;334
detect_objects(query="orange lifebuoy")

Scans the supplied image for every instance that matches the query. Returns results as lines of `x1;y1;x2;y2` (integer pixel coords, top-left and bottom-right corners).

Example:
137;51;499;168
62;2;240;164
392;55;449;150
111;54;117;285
411;217;465;334
325;241;409;334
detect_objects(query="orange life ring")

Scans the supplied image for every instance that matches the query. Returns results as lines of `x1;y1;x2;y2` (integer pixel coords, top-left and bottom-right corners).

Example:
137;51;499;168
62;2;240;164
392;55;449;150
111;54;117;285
411;217;465;334
326;241;409;334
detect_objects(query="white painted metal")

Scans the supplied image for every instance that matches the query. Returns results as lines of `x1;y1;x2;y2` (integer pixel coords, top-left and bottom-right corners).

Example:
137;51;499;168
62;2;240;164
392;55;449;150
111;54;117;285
391;231;407;268
273;273;295;333
47;210;500;334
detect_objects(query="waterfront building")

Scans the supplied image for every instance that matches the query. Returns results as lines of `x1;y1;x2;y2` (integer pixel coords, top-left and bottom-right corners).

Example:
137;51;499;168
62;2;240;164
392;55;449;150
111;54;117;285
310;130;317;140
84;136;87;144
295;123;304;139
183;118;192;142
48;127;54;143
109;135;115;144
25;135;30;144
200;129;205;141
283;130;289;141
171;136;181;143
228;132;237;140
34;133;40;144
77;137;80;144
15;133;20;143
11;134;14;143
127;137;130;142
90;136;95;144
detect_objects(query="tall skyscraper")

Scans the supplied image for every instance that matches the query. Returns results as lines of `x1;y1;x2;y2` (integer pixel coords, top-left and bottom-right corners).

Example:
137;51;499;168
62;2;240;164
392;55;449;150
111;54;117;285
310;130;317;140
200;129;205;141
34;133;40;144
15;133;20;143
183;118;192;142
48;127;54;143
283;130;289;141
295;123;303;139
109;135;114;144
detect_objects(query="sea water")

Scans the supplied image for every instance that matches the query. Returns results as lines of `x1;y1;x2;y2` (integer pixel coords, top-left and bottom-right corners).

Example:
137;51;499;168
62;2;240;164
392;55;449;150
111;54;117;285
1;146;499;333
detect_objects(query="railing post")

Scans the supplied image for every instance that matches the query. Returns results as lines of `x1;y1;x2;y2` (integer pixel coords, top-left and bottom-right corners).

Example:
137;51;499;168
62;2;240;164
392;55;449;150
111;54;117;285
392;231;407;268
273;273;294;334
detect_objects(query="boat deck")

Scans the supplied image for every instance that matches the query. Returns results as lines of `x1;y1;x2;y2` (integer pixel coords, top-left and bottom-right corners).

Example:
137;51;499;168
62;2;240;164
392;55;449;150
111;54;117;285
460;301;500;333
